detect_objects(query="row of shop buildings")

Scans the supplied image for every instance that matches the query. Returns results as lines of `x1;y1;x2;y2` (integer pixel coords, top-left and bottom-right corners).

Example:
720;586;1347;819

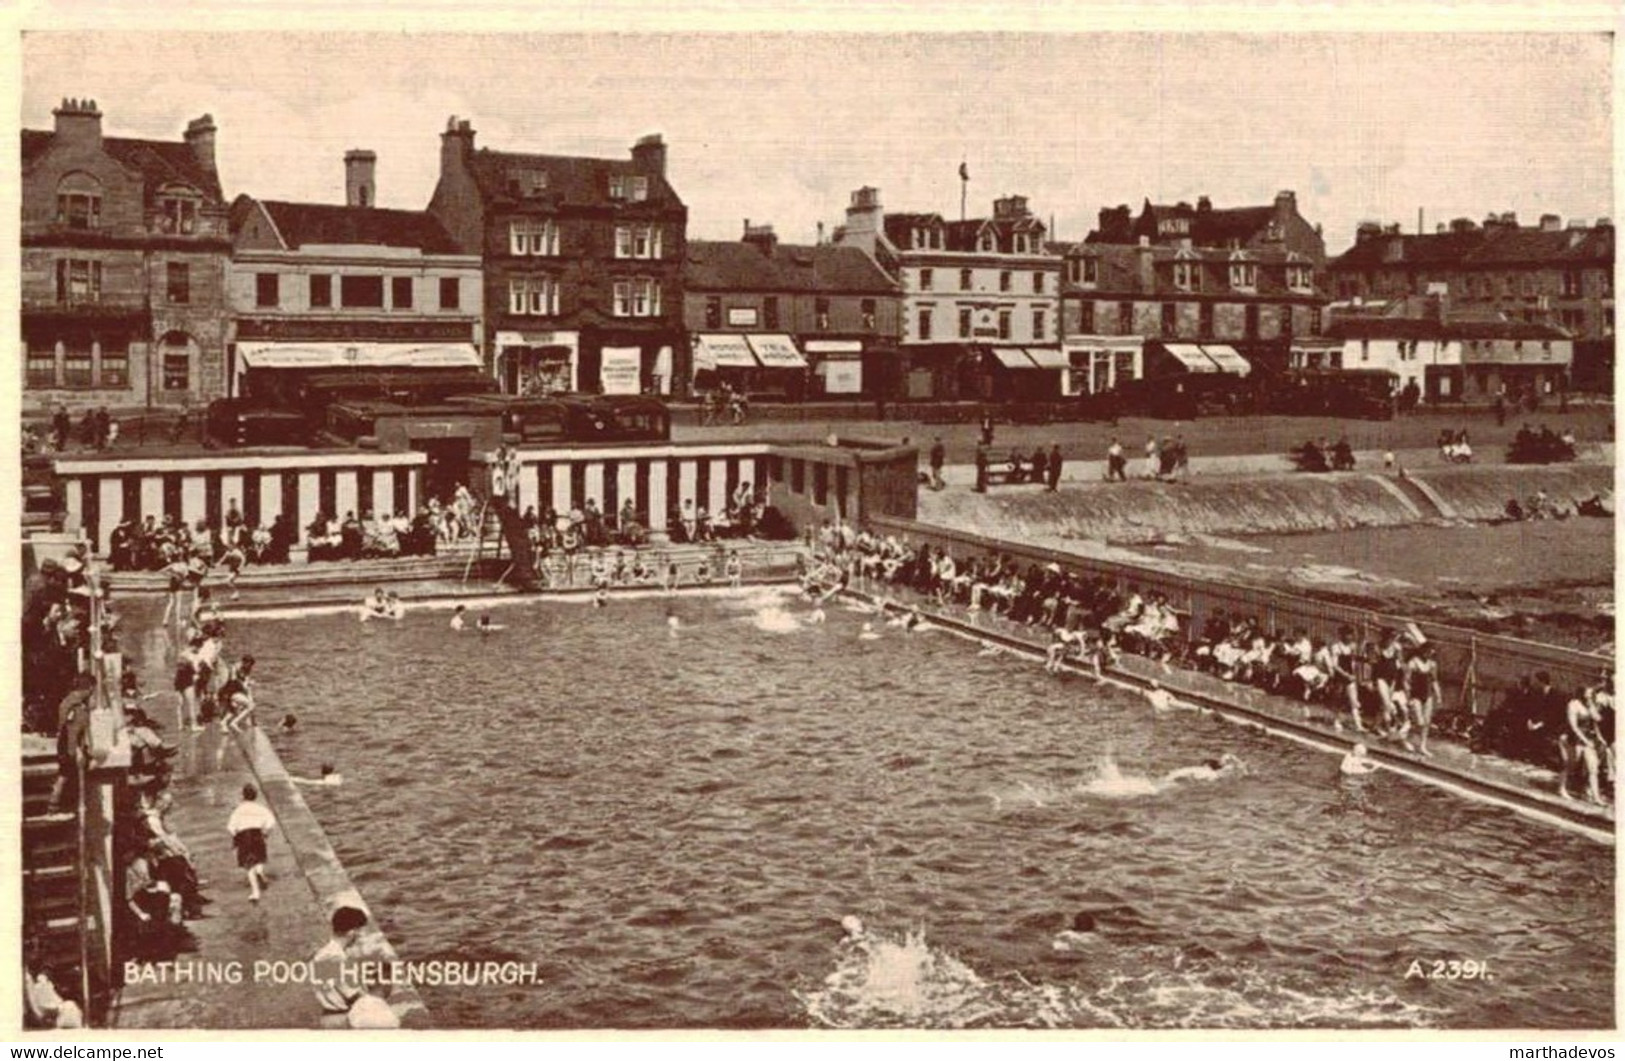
21;99;1612;414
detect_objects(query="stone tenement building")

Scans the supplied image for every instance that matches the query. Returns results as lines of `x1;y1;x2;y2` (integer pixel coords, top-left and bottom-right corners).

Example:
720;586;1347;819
1328;213;1615;390
684;222;901;400
429;118;688;398
1060;191;1332;393
21;99;231;410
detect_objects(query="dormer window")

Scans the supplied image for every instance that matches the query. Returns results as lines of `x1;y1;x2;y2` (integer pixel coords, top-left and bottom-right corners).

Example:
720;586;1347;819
980;231;995;252
158;192;199;235
609;175;625;200
508;169;549;198
1157;217;1190;237
629;176;649;202
1228;255;1257;290
1174;261;1198;291
1266;221;1284;241
1069;257;1099;286
1287;263;1312;291
55;173;103;229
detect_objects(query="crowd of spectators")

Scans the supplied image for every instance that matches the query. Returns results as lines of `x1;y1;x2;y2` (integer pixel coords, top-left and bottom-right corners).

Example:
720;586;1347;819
1507;423;1579;465
1292;435;1356;473
805;521;1616;796
21;550;266;1023
1436;428;1475;464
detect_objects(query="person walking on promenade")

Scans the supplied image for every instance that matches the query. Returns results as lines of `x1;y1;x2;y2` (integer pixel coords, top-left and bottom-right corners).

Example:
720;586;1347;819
928;437;947;490
226;783;274;902
1143;435;1159;480
979;411;995;447
1106;437;1126;482
51;404;69;451
1046;444;1063;491
974;444;989;493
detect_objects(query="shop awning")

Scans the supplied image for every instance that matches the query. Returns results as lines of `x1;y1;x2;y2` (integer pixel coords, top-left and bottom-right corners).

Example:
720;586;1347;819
747;334;808;369
1023;347;1069;370
1161;343;1221;373
238;342;481;370
989;347;1039;369
1200;344;1252;376
693;333;758;372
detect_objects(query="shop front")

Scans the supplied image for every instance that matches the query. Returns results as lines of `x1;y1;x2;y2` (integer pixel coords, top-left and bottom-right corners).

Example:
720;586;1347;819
805;339;865;397
983;347;1065;402
691;333;809;399
233;340;486;406
495;330;579;397
1062;336;1143;396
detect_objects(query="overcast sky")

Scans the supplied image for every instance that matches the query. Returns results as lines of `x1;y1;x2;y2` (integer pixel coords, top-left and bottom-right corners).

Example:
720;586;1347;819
20;31;1613;252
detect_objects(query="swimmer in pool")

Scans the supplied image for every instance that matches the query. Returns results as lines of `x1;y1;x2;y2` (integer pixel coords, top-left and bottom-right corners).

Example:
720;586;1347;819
806;605;826;625
384;592;405;620
1052;911;1101;951
450;605;466;631
858;621;881;641
594;586;609;608
1340;743;1379;776
1161;753;1246;785
667;614;681;637
1145;681;1174;712
839;915;868;946
476;616;504;634
290;763;344;787
279;713;298;732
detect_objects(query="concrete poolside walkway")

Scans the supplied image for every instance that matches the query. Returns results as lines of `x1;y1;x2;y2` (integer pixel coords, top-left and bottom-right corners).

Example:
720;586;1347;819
109;708;329;1028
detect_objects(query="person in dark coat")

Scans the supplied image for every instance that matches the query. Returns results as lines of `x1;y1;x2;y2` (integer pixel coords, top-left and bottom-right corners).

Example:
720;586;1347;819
1029;446;1047;485
1046;444;1063;491
979;412;995;447
974;444;989;494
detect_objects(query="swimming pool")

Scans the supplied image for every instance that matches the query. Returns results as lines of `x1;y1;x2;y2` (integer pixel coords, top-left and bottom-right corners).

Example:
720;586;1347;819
234;589;1614;1029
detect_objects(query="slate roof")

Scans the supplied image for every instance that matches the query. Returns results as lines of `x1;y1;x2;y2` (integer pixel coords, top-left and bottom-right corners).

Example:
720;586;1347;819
1331;224;1614;270
237;198;464;254
23;127;224;202
686;240;898;294
467;149;682;209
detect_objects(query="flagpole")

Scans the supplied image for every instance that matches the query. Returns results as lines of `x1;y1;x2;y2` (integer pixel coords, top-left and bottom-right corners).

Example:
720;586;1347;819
959;160;968;223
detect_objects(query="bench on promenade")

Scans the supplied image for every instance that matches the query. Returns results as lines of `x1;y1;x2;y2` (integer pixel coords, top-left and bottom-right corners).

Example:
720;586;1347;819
976;466;1044;491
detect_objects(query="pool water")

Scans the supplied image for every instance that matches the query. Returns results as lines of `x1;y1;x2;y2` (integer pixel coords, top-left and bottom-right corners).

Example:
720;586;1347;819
232;589;1614;1029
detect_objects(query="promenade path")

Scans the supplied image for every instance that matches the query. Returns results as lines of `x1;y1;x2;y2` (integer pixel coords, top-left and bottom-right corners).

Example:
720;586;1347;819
108;628;331;1030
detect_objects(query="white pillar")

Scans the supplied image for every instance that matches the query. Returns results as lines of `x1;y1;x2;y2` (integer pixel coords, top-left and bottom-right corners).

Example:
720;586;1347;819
677;458;697;510
219;474;245;520
407;468;419;517
737;457;755;500
552;461;573;514
583;462;605;510
180;474;207;528
298;471;320;523
373;469;394;517
616;463;636;517
647;459;668;541
335;469;358;519
139;476;163;525
708;457;728;516
260;471;284;525
517;458;539;514
97;478;122;553
64;477;84;536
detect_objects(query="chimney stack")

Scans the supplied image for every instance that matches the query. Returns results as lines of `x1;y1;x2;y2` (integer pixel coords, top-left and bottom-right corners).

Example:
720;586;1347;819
1355;221;1382;245
345;149;377;208
742;220;778;257
1197;195;1212;213
53;97;103;151
840;187;883;254
440;116;475;179
631;133;667;178
1539;213;1562;231
184;113;217;175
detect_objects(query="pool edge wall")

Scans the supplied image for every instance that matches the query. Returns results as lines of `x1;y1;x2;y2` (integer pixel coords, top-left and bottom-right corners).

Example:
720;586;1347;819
237;725;431;1028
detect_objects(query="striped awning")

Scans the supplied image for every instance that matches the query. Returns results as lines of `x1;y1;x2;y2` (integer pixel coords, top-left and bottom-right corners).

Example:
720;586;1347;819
747;334;808;369
1023;346;1069;370
989;347;1038;369
1161;343;1221;373
693;334;759;372
1200;344;1252;376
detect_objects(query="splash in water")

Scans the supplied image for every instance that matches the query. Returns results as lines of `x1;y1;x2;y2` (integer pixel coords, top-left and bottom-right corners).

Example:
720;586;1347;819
797;920;1447;1030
